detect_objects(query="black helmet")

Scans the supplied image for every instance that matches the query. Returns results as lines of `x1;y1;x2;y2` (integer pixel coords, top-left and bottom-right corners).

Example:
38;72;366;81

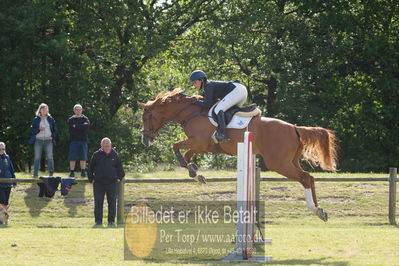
190;70;207;82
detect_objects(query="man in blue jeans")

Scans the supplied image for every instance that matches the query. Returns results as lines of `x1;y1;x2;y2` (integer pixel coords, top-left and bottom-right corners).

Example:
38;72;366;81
88;138;125;226
68;104;90;177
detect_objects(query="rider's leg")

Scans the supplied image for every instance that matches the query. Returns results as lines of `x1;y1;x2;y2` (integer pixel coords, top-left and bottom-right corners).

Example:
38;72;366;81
214;83;248;113
215;110;229;142
214;84;248;142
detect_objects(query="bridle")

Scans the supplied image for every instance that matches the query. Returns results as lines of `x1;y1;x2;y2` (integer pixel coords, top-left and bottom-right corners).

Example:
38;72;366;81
141;107;159;140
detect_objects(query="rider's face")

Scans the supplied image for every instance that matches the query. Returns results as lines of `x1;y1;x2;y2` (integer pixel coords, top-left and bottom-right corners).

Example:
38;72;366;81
192;80;202;90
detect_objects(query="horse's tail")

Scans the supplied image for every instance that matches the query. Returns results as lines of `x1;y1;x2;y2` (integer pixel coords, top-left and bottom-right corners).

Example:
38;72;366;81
295;126;338;172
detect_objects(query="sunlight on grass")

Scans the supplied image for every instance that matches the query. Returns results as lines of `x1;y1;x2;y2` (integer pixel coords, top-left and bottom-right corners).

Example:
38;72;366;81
1;170;397;265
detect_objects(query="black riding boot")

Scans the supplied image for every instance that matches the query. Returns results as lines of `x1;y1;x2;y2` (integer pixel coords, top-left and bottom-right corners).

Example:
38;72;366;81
215;110;229;142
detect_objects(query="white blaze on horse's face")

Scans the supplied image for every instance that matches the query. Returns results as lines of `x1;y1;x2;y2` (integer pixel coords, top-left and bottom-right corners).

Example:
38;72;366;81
140;103;160;146
141;110;152;146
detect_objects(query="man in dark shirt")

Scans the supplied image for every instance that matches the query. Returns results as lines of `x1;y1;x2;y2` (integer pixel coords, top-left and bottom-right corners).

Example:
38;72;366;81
88;137;125;226
67;104;90;177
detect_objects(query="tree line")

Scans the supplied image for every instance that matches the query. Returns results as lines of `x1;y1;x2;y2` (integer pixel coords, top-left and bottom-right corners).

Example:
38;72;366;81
1;0;398;173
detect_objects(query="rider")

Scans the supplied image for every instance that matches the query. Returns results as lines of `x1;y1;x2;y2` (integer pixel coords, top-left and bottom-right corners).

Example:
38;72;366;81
190;70;248;142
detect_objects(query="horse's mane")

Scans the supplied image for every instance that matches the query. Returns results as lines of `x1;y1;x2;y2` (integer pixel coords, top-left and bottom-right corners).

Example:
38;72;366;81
154;88;183;103
143;88;200;107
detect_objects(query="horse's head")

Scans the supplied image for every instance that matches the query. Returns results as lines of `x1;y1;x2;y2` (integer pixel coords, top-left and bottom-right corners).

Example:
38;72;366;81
139;88;192;146
0;205;8;225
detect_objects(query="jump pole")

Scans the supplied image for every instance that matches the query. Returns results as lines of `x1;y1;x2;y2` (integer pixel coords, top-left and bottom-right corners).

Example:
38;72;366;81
222;131;272;262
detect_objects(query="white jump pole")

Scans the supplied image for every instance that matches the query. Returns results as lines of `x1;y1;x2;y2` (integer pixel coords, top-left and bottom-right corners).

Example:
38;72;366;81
222;131;272;262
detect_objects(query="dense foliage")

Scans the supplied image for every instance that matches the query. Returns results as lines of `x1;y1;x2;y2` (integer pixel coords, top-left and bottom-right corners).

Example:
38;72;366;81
1;0;398;172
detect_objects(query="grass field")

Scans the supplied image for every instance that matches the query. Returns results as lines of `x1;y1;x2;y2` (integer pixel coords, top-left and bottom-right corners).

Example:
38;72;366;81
1;170;398;265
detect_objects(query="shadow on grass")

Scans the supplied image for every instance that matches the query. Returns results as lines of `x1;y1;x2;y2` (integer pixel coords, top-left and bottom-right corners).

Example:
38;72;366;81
23;183;51;217
37;225;54;228
62;182;87;216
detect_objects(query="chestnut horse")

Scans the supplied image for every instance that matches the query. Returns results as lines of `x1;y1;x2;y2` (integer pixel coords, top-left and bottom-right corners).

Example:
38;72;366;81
140;88;338;222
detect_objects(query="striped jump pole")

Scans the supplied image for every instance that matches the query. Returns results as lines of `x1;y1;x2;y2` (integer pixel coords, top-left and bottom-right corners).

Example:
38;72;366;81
222;131;272;262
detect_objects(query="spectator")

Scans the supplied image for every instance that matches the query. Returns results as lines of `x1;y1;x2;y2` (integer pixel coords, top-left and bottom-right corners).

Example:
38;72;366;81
88;138;125;226
0;142;16;211
67;104;90;177
29;103;58;177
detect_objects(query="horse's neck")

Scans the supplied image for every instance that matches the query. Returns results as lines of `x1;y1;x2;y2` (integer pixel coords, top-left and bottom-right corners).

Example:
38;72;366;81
168;102;203;124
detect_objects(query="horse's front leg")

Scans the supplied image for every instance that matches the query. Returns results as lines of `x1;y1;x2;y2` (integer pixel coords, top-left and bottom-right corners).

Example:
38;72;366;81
183;149;200;178
174;149;197;177
184;149;206;184
173;138;199;169
173;139;207;184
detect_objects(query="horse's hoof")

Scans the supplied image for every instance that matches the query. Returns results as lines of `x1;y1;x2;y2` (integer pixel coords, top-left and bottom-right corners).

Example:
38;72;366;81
316;207;328;222
193;175;207;184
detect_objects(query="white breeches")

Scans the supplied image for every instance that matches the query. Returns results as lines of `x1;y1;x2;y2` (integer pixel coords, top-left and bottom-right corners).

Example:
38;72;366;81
214;83;248;113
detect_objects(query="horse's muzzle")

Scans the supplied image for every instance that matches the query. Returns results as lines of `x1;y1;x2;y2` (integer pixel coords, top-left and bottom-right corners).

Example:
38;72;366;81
141;130;154;146
141;135;150;146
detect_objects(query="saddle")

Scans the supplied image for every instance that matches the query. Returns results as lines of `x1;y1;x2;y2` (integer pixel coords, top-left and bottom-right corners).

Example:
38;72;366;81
211;104;261;126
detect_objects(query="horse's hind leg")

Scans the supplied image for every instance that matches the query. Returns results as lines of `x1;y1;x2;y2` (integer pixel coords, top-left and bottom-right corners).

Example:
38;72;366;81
308;176;327;221
300;171;328;222
271;162;328;222
291;146;327;221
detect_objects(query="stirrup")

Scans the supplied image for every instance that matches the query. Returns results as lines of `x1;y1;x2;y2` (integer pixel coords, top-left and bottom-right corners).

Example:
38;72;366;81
215;132;229;142
211;131;219;144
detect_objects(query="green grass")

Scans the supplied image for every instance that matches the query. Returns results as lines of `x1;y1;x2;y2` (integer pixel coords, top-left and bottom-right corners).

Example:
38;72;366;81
0;170;398;265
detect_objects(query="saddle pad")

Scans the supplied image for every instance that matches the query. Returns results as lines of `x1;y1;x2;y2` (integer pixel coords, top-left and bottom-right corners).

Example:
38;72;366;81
208;104;253;129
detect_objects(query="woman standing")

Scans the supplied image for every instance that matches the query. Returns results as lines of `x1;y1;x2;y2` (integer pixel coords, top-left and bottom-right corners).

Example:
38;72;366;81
28;103;58;177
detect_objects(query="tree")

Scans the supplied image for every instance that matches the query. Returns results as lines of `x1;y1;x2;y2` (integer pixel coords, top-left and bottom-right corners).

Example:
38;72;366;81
0;0;229;170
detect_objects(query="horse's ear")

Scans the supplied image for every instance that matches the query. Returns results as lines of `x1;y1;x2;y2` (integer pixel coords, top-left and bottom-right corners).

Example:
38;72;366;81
139;102;146;109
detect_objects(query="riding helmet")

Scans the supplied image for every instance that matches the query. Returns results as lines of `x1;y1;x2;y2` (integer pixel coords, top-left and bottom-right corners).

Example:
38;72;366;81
190;70;207;82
